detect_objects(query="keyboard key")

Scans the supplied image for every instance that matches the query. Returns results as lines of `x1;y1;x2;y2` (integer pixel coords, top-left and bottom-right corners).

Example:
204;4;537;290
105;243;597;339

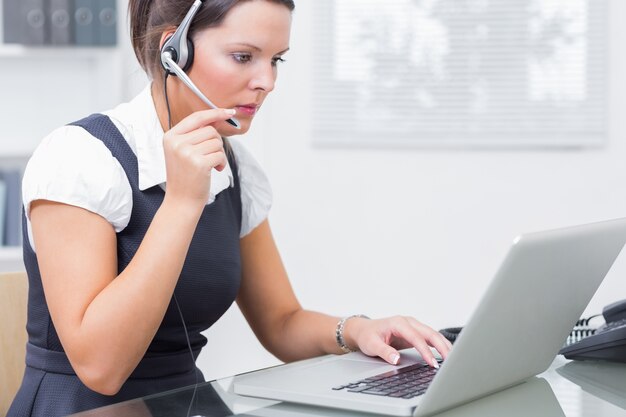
361;389;390;396
336;362;438;399
347;386;370;393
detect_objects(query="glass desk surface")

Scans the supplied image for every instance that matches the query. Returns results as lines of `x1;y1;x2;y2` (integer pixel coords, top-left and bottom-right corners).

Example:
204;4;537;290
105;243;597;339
70;356;626;417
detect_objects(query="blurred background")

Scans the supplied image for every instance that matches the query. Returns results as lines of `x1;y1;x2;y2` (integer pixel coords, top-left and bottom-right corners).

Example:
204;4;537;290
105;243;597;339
0;0;624;381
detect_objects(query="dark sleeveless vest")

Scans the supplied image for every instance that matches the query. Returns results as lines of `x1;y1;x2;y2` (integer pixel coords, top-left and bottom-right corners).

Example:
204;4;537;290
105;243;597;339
8;114;241;417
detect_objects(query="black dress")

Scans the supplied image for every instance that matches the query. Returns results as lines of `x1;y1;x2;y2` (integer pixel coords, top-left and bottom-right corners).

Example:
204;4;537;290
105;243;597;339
8;114;242;417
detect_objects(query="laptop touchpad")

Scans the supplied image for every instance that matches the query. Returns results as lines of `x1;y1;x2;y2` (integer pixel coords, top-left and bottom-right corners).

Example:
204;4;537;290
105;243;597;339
296;358;389;382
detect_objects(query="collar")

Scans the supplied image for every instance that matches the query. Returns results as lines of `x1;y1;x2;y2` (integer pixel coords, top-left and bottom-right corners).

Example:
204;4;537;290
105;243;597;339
106;84;234;202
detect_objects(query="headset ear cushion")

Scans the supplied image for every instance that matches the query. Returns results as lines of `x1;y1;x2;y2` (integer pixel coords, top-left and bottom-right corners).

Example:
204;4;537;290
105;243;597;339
181;38;195;72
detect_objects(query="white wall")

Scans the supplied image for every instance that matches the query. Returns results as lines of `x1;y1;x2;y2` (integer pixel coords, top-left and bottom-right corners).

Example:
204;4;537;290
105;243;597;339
197;0;626;380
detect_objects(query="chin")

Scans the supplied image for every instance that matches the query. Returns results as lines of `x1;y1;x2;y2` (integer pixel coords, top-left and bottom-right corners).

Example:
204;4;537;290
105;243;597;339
219;119;251;136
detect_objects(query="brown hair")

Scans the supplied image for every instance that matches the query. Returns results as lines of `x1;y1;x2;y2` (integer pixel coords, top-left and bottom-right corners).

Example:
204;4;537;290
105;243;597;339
129;0;295;81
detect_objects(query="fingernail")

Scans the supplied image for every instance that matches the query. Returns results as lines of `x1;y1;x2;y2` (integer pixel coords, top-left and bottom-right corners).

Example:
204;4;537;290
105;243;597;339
390;353;400;365
432;358;440;369
224;109;236;115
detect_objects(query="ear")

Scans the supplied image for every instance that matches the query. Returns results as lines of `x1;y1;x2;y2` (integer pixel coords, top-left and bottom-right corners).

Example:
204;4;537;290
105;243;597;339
159;28;177;50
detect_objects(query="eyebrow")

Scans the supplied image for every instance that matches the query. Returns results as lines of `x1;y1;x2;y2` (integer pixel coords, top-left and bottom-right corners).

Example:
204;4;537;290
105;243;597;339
228;42;290;55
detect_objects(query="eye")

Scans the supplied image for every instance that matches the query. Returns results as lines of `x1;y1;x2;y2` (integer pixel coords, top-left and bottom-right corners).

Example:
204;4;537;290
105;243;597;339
232;53;252;64
272;56;286;66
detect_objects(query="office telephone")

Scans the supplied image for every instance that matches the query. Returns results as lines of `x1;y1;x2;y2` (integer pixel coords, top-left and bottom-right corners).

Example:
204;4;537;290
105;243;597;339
559;299;626;362
440;299;626;362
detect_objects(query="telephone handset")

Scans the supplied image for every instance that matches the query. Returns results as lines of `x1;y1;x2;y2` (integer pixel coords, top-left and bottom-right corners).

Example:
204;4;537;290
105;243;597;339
558;299;626;362
603;299;626;323
440;300;626;362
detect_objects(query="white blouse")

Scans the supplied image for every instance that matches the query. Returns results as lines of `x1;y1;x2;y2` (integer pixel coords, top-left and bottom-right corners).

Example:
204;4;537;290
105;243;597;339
22;85;272;251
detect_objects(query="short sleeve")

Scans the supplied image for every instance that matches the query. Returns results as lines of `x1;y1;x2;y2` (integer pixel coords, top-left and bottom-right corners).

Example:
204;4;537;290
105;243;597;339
22;125;133;233
229;139;273;238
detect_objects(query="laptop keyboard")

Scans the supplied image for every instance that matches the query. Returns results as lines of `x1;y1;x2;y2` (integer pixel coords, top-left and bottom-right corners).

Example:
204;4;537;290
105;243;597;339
332;361;441;400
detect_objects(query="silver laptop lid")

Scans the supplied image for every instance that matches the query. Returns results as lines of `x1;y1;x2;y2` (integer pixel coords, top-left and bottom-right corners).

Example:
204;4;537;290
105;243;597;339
417;217;626;416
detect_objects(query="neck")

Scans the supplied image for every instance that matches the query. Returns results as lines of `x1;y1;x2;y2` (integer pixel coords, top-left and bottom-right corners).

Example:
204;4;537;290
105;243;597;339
151;77;187;131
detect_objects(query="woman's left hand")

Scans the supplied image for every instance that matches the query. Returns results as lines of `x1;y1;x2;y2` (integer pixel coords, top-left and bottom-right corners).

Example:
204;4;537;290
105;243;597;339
344;316;453;368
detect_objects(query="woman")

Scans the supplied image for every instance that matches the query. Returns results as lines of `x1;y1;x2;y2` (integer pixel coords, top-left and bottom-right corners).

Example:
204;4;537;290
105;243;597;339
8;1;451;416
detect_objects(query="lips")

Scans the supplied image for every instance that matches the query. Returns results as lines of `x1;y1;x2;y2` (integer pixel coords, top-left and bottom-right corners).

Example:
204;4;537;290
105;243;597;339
235;103;259;116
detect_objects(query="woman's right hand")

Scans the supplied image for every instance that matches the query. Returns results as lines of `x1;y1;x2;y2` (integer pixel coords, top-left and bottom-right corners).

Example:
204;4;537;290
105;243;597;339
162;108;236;206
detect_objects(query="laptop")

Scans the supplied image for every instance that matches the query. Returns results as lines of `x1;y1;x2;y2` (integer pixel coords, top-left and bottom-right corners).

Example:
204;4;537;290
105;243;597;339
234;218;626;416
232;376;565;417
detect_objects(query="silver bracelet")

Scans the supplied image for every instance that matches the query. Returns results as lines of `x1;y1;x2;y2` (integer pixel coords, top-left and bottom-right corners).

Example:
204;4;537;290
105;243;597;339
335;314;370;353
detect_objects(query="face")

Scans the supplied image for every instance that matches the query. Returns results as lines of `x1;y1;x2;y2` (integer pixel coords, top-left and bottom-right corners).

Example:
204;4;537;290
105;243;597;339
172;1;292;136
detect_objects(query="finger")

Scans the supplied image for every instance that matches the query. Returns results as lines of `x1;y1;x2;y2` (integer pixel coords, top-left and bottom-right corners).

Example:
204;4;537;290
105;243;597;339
184;125;222;146
200;152;227;172
170;109;236;135
406;319;452;360
414;325;451;360
436;333;453;355
392;319;439;368
368;337;401;365
192;138;224;156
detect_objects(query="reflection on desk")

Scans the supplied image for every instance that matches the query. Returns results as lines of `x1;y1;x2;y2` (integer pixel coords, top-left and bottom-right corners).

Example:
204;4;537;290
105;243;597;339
68;358;626;417
557;360;626;410
68;375;565;417
428;377;564;417
67;383;235;417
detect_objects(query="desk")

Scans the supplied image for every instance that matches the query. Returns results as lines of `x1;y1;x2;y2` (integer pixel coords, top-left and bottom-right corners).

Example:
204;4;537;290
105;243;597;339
70;356;626;417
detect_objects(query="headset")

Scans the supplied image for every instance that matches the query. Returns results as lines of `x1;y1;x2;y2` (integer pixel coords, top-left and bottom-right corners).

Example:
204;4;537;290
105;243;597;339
160;0;241;129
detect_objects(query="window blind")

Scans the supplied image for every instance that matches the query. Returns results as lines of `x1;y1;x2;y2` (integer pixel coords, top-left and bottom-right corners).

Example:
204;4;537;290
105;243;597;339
312;0;608;148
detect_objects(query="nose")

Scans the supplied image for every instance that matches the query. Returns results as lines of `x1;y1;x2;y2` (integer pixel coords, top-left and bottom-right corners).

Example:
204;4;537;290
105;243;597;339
249;62;276;93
